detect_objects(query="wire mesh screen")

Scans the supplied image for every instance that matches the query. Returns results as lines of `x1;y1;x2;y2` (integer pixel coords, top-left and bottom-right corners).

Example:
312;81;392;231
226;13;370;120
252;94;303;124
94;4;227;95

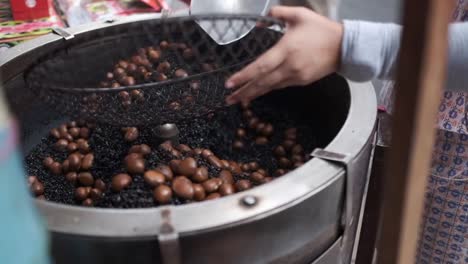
25;15;284;126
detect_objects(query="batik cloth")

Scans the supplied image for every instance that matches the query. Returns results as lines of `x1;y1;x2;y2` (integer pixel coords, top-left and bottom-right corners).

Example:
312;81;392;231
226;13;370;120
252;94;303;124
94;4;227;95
379;1;468;262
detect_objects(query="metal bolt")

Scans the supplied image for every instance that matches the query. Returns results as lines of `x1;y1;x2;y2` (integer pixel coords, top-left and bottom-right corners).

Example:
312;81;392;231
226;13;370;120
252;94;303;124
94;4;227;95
241;195;258;207
161;9;172;19
156;123;179;137
153;123;180;146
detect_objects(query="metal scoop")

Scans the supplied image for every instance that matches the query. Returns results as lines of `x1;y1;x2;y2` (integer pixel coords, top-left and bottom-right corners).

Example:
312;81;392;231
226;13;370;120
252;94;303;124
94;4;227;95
190;0;271;45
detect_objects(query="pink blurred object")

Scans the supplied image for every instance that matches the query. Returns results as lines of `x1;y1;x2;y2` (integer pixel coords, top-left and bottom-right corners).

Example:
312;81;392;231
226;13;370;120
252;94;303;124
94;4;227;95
10;0;51;20
139;0;164;11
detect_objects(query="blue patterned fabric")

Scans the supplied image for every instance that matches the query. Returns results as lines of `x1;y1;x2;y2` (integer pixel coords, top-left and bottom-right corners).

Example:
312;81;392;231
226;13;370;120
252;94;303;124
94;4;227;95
379;1;468;262
417;131;468;263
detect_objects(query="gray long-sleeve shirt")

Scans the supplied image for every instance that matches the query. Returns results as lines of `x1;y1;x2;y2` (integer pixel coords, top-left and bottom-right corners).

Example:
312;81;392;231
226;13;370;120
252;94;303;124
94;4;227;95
339;21;468;91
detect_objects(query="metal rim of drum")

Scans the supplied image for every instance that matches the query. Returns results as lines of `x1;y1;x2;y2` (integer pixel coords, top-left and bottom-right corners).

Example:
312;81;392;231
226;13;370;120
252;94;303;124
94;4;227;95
0;14;377;238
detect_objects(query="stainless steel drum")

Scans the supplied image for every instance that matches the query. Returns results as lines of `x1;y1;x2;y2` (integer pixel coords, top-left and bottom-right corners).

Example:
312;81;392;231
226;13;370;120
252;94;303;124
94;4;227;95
0;14;376;264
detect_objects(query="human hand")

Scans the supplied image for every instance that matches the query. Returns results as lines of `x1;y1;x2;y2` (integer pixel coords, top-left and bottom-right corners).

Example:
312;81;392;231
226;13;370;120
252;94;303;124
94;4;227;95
225;6;343;105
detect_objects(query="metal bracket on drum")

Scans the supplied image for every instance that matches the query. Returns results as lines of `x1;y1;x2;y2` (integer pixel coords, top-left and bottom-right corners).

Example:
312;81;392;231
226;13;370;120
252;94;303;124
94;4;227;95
311;149;354;260
311;149;351;164
158;208;182;264
161;8;171;19
52;28;75;40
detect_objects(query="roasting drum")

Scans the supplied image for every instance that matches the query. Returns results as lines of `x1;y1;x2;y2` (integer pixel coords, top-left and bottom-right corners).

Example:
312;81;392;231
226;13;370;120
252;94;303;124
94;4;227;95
0;14;377;264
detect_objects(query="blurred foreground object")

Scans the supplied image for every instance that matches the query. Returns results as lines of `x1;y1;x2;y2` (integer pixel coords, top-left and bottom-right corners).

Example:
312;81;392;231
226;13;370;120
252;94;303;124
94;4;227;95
376;0;454;263
280;0;339;19
0;85;50;264
10;0;50;20
56;0;166;26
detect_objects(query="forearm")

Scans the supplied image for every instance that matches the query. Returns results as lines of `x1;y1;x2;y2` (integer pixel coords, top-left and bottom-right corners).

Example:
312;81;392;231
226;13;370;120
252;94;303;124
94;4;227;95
338;21;401;82
339;21;468;91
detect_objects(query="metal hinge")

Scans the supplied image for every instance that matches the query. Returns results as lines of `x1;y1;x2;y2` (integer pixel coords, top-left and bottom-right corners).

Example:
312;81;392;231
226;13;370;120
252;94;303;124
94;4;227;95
311;148;352;231
52;27;75;40
311;149;352;164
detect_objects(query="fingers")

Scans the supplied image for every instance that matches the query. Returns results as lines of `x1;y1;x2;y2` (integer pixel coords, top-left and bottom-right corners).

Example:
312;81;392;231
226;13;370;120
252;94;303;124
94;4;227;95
224;6;309;104
271;78;296;91
252;66;290;92
246;78;295;103
225;81;263;106
226;77;295;106
225;66;291;105
225;7;305;89
225;40;287;89
268;6;304;22
256;6;305;29
255;19;274;28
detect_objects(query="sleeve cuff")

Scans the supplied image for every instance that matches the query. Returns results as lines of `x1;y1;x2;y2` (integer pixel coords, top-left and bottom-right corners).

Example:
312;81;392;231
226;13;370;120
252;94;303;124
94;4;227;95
338;20;401;82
